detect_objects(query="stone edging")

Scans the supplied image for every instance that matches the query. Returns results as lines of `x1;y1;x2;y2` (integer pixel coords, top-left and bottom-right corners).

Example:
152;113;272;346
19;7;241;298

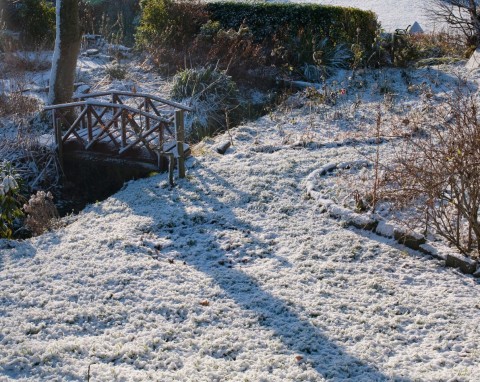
305;162;480;277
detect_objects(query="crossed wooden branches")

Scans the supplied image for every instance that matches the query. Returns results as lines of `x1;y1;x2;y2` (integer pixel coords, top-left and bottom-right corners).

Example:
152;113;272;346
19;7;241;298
44;91;192;178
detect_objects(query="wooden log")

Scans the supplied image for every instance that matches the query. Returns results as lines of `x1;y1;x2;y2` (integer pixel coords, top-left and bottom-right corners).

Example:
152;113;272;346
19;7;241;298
175;110;185;178
215;140;231;155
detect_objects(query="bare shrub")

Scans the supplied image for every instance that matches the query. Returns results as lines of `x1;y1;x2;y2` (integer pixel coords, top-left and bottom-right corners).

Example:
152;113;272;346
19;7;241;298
427;0;480;52
2;51;51;73
410;31;465;59
0;72;41;117
383;87;480;257
0;92;39;117
23;191;59;236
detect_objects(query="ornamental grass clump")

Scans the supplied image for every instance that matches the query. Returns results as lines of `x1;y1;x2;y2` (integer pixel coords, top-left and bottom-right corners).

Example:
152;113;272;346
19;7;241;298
171;66;240;141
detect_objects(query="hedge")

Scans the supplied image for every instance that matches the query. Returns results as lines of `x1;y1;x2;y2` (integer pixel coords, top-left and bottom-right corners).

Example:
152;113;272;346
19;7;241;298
205;2;378;50
136;1;379;73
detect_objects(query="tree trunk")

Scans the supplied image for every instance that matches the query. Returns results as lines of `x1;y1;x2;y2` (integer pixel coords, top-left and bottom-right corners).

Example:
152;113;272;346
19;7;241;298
48;0;81;106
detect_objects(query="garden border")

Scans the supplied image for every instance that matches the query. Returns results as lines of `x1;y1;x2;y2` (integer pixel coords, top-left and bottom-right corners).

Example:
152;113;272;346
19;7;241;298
305;162;480;277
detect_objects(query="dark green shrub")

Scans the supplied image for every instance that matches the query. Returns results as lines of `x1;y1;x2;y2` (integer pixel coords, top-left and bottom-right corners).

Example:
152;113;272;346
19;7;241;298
0;162;24;239
15;0;55;46
137;1;377;69
79;0;141;45
136;0;207;49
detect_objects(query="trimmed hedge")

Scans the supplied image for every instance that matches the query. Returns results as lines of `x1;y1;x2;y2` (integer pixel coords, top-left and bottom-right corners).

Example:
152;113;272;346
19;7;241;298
136;0;208;48
136;1;379;76
205;2;378;50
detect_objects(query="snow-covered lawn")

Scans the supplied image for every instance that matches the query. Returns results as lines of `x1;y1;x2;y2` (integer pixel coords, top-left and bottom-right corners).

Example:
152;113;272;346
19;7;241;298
1;62;480;381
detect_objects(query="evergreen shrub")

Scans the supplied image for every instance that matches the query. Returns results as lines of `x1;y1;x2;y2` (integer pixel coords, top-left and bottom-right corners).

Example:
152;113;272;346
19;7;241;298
14;0;55;46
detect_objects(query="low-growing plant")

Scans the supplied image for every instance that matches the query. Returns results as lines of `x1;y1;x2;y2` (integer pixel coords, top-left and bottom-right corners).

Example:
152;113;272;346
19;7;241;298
0;162;23;239
105;62;128;80
0;124;61;192
2;50;52;73
302;38;352;82
23;191;59;236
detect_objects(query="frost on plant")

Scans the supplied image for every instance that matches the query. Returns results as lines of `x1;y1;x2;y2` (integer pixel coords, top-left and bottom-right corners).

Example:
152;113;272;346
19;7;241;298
171;67;239;141
23;191;59;236
0;161;23;239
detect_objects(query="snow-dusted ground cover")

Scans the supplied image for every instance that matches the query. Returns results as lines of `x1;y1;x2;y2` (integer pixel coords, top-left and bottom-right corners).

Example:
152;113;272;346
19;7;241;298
2;59;480;380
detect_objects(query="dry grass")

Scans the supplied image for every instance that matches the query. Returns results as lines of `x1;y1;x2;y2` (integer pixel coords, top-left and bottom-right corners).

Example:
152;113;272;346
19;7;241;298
1;51;51;74
0;92;40;117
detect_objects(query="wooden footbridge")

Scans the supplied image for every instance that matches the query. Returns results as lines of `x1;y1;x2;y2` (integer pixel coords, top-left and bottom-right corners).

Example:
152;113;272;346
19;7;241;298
44;91;193;183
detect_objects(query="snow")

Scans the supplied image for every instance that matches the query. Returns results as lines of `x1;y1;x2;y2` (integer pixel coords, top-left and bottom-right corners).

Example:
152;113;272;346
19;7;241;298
47;0;62;105
2;61;480;380
1;9;480;377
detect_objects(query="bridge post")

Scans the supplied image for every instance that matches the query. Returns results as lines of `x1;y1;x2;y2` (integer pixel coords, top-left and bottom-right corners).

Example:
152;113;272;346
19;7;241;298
53;112;64;170
175;110;186;179
121;109;127;148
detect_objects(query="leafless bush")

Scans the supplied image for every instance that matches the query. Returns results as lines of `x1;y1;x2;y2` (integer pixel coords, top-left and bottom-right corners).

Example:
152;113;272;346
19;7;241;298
427;0;480;53
2;51;51;73
23;191;59;236
383;87;480;258
0;92;39;117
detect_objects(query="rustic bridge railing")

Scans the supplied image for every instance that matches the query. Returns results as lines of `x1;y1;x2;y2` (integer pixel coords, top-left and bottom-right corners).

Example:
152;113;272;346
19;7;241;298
44;91;192;181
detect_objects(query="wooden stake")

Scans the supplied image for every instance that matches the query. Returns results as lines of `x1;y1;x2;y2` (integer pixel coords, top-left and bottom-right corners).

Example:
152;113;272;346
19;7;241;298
175;110;185;178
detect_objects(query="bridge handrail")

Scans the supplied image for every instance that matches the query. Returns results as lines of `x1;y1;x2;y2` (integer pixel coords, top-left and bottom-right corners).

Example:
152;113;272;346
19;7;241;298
75;90;193;112
45;100;173;123
44;91;187;179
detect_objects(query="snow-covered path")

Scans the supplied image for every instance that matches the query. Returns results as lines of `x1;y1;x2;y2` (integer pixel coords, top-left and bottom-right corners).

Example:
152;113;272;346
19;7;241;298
1;94;480;380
